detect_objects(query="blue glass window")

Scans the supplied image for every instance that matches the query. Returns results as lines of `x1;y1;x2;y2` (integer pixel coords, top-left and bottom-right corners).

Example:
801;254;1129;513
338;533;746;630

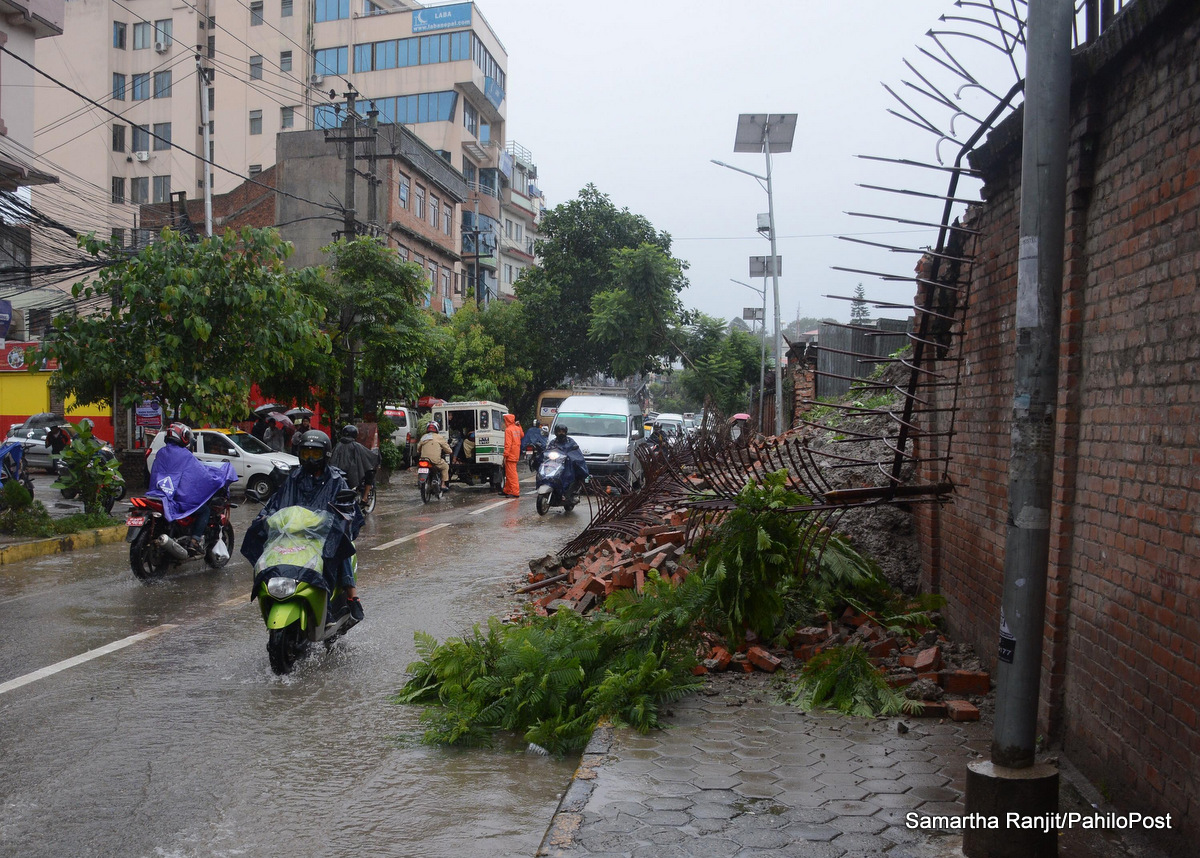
314;0;349;22
315;46;347;76
354;43;372;72
112;73;126;101
131;73;150;101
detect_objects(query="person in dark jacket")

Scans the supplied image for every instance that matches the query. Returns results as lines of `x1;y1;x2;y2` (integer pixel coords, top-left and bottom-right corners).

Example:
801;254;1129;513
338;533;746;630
329;424;378;504
545;424;589;498
45;424;71;456
241;430;364;620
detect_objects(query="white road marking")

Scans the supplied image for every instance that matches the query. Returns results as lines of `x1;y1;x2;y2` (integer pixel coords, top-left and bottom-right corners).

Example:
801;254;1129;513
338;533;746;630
0;624;177;696
469;498;520;516
370;522;451;551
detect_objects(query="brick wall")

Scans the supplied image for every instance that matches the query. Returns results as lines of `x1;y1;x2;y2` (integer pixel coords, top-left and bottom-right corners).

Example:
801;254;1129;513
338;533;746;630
915;1;1198;849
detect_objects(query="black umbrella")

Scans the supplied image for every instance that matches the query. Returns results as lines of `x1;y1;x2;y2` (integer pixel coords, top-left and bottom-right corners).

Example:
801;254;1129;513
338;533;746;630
285;407;314;420
253;402;284;418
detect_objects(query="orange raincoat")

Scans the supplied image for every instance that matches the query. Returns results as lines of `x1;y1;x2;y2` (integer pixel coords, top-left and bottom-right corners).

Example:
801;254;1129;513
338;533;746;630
502;413;523;497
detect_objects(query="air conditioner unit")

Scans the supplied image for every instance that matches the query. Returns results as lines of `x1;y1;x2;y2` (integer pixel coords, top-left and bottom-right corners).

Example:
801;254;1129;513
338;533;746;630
154;40;168;53
309;73;324;86
134;151;150;162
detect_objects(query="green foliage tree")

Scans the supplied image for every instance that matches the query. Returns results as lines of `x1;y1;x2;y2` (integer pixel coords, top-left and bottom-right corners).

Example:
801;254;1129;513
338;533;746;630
588;243;689;378
262;237;430;420
420;303;532;405
515;185;681;396
671;315;763;416
33;228;330;427
850;283;871;325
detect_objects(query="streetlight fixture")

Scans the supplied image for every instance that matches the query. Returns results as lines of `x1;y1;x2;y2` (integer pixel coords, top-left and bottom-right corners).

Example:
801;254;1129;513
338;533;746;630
712;112;796;437
732;278;767;431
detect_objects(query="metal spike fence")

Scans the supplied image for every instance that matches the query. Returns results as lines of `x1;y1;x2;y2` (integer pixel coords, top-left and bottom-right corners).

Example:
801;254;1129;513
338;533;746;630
559;1;1129;564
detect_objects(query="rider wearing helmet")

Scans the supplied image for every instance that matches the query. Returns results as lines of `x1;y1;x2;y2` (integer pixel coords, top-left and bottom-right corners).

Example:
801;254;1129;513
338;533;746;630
330;424;378;504
546;423;590;499
648;420;669;448
242;428;364;620
417;421;453;488
148;422;235;554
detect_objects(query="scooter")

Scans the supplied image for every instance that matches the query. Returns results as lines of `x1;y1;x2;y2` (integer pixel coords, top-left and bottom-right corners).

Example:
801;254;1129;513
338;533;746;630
535;450;583;516
251;492;360;675
417;457;444;503
125;487;236;579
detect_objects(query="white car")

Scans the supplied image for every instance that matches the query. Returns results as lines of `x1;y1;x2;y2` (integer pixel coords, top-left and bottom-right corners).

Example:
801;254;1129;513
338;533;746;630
147;428;298;501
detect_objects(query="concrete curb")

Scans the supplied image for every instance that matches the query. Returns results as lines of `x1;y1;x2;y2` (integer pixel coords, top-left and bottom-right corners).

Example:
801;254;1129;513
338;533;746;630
0;525;126;566
536;722;614;857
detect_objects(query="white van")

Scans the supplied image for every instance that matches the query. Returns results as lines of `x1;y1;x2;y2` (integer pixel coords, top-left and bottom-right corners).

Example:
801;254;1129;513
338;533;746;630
382;404;418;467
550;395;645;488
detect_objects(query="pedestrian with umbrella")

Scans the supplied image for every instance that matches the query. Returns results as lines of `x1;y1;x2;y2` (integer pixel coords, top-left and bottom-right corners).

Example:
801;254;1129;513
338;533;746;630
250;403;284;441
285;407;313;455
263;412;292;452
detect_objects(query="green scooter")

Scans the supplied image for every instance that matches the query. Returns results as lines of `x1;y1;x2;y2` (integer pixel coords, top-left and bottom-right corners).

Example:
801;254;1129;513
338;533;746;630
251;498;359;675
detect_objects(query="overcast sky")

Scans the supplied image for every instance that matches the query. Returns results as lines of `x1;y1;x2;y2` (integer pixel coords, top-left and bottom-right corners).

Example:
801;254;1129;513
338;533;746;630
473;0;1022;331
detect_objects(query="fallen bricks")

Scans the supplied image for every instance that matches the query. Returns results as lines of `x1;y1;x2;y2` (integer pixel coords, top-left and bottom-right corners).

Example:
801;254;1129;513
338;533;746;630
515;518;991;718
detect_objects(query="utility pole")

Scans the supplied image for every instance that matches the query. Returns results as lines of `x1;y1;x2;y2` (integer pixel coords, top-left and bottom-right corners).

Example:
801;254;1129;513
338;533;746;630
963;1;1072;854
196;54;213;236
366;106;378;229
342;88;357;240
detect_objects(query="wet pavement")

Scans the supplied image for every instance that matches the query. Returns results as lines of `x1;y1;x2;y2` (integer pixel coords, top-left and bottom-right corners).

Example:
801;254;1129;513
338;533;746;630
538;671;1170;858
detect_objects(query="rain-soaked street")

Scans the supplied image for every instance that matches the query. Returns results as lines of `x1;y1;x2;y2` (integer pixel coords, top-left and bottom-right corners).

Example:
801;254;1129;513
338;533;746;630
0;474;583;858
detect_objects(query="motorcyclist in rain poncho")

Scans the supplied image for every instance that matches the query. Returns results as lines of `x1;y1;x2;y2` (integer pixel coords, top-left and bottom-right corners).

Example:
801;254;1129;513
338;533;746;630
147;422;237;553
329;424;378;505
240;429;365;620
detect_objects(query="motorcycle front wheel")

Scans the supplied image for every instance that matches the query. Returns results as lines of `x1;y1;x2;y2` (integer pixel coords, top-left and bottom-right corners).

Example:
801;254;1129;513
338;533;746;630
267;624;307;675
536;493;550;516
363;485;377;515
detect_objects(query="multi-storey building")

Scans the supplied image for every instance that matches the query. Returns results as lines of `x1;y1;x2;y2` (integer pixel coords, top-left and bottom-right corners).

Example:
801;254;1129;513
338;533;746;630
33;0;517;307
496;139;540;299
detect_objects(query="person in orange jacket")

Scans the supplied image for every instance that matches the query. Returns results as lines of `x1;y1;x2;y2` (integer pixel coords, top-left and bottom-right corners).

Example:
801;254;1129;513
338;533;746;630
502;413;523;497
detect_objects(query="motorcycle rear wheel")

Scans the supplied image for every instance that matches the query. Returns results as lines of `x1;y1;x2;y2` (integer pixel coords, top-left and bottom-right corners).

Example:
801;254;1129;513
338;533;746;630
362;485;377;515
267;625;307;675
129;529;164;580
420;480;431;504
536;493;550;516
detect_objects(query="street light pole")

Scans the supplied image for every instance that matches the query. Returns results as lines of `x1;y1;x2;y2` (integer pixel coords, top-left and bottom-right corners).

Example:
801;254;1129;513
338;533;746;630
713;112;796;437
732;278;767;430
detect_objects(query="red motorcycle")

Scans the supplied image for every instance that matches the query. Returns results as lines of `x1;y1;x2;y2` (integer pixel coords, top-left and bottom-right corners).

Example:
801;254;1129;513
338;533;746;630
125;488;236;580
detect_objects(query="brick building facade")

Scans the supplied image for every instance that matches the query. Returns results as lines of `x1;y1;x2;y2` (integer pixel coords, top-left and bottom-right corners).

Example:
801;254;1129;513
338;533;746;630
913;1;1198;849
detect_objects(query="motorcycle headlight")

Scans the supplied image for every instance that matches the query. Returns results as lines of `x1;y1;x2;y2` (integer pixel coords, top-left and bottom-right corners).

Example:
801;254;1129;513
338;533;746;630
547;451;561;460
266;577;298;599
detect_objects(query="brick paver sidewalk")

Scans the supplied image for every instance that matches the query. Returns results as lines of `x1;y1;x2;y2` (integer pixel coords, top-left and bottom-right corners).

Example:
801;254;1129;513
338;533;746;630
540;675;986;858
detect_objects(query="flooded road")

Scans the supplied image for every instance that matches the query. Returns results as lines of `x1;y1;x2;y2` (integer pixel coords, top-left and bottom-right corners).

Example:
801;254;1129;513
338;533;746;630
0;476;586;858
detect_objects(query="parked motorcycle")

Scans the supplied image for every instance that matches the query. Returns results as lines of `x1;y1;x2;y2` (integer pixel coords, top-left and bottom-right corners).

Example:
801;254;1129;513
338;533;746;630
55;444;126;509
251;493;360;675
125;487;236;579
535;450;583;515
417;457;444;503
0;441;34;499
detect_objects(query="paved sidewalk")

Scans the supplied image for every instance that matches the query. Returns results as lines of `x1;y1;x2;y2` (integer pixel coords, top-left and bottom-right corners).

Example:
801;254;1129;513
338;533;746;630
538;672;1162;858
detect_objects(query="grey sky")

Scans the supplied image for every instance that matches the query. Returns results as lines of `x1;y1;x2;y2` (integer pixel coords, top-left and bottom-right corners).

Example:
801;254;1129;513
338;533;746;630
475;0;1022;330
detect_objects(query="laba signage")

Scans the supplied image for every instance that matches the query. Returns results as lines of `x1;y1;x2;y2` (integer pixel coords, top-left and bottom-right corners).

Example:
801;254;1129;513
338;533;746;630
411;2;472;33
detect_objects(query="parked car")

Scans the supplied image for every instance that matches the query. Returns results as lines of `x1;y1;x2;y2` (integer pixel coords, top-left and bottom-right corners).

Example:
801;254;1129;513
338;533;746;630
147;428;298;501
6;413;94;473
382;404;418;467
653;412;687;439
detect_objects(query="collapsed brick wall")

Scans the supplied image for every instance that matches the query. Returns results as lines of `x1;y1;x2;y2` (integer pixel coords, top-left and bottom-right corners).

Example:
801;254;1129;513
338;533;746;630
914;1;1198;847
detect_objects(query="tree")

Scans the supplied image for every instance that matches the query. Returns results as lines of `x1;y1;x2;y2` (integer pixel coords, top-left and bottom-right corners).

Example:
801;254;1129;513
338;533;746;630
269;237;431;421
588;243;689;378
34;228;330;427
850;283;871;325
420;303;532;406
516;185;677;394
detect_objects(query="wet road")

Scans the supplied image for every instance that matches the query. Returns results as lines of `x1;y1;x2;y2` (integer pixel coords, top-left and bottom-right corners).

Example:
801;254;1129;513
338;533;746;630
0;474;584;858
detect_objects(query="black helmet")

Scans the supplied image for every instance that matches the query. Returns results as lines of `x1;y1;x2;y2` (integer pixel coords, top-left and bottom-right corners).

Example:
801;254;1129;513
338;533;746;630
340;424;358;441
554;424;568;436
297;429;331;473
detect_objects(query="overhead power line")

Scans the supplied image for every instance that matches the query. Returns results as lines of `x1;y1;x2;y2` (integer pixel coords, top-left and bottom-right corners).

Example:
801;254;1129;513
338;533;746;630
0;44;342;217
